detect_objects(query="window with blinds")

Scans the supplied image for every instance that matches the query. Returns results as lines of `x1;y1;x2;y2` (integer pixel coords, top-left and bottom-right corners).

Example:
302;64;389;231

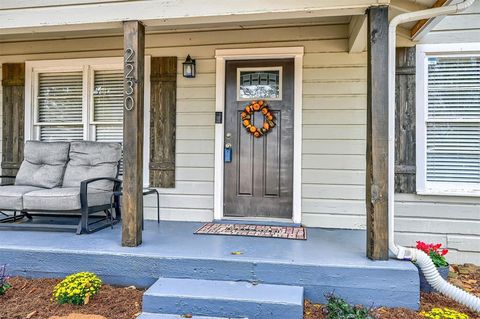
34;66;124;149
424;55;480;191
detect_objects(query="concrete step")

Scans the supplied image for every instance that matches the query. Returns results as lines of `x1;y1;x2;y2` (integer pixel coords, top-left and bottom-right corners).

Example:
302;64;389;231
143;277;304;319
138;313;235;319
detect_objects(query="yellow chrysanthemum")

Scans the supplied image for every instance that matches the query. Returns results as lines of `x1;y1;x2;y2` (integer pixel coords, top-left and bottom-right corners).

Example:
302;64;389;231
52;272;102;305
421;308;469;319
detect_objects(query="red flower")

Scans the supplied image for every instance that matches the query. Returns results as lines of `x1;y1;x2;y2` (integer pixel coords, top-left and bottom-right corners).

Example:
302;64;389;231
416;241;449;257
415;241;449;267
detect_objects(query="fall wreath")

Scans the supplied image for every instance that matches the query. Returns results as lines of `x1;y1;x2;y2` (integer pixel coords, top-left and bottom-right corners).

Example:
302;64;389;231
241;100;276;138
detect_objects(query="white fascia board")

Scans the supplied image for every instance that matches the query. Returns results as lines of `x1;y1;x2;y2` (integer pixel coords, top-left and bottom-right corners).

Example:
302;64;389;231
0;0;389;34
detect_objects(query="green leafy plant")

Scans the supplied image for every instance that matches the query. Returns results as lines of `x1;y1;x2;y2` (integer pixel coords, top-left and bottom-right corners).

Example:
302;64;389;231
323;293;375;319
421;307;469;319
52;272;102;305
0;265;11;295
416;241;449;268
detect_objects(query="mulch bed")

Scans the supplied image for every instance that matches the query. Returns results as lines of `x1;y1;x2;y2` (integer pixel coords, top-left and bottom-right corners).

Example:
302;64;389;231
0;277;143;319
305;263;480;319
0;263;478;319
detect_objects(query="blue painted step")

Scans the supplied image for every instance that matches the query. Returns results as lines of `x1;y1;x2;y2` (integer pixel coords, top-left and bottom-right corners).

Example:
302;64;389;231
138;313;236;319
143;278;304;319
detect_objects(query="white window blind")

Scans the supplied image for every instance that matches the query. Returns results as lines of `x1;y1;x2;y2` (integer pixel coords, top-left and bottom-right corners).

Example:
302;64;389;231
425;56;480;188
92;70;124;174
93;70;124;143
37;72;84;141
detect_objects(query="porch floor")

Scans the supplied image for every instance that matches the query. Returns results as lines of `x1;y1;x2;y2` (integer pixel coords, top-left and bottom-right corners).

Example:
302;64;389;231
0;220;419;309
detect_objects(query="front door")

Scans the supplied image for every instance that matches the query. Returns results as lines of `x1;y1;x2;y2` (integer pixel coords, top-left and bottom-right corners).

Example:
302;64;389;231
224;59;294;219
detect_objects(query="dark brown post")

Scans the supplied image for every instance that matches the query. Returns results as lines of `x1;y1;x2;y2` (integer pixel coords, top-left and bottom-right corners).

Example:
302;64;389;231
122;21;145;247
366;6;389;260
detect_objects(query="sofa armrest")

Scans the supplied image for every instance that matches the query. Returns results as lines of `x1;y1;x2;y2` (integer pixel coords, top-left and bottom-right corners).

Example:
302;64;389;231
80;177;123;208
0;175;16;186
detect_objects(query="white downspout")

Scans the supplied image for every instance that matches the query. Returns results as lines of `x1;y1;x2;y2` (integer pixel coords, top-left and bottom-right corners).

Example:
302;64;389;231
387;0;480;312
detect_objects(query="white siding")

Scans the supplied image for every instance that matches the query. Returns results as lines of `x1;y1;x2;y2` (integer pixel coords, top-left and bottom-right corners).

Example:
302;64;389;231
395;194;480;264
301;48;367;229
421;0;480;44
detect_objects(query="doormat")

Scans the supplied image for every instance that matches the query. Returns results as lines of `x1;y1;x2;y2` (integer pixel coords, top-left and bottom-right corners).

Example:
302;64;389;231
195;223;307;240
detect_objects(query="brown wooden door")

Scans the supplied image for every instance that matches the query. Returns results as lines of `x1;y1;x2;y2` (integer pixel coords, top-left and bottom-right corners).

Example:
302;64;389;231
224;59;294;219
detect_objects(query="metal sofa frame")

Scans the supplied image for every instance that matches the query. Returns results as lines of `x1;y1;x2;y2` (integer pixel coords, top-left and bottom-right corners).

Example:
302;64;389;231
0;175;122;234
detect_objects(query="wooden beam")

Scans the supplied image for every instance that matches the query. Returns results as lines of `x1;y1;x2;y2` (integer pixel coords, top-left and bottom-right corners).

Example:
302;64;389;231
349;15;367;53
411;0;451;39
122;20;145;247
366;6;389;260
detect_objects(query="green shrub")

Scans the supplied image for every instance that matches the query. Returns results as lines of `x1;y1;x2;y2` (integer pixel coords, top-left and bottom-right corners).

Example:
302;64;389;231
52;272;102;305
324;293;375;319
0;265;11;295
0;282;11;295
421;307;469;319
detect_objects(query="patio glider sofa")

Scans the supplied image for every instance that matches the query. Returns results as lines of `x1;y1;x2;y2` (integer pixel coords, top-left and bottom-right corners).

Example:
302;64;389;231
0;141;122;234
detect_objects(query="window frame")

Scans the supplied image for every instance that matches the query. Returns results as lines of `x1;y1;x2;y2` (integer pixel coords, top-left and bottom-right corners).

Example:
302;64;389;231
25;56;152;187
27;58;123;141
416;43;480;197
236;66;283;101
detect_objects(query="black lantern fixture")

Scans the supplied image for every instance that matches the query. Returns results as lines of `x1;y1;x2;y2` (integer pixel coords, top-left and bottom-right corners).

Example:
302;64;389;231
183;55;196;78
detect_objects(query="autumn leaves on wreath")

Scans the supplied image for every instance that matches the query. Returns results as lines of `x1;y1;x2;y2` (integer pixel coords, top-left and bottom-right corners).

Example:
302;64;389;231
241;100;276;138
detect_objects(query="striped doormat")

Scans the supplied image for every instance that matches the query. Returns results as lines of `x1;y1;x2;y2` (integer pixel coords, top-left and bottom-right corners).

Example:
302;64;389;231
195;223;307;240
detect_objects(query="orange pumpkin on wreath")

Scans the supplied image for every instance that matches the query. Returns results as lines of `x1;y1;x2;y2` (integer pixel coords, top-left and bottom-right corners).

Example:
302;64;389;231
241;100;276;138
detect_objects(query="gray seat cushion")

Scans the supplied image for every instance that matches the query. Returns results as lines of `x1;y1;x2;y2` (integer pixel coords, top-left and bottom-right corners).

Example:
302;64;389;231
0;186;44;211
15;141;70;189
62;141;122;191
23;187;112;211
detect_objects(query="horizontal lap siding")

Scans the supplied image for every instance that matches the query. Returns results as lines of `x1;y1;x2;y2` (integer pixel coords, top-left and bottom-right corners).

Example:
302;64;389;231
302;45;368;229
422;0;480;44
395;194;480;264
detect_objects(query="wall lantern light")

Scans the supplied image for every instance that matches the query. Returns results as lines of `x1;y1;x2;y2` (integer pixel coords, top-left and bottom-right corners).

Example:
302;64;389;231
183;55;196;78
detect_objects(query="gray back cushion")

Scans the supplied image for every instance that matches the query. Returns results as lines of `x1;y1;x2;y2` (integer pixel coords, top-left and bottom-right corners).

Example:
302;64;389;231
62;141;122;191
15;141;70;188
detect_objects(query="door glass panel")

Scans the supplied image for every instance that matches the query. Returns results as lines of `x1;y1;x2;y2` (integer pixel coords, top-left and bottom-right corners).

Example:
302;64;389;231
237;67;282;101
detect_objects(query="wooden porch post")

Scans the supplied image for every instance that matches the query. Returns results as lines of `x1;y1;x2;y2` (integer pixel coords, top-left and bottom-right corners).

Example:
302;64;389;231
122;21;145;247
366;6;389;260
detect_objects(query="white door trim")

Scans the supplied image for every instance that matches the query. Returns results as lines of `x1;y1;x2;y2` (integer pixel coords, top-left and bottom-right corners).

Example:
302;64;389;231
214;47;304;224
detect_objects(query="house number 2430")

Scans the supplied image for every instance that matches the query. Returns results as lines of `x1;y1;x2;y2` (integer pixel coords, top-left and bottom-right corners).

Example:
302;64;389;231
124;48;135;111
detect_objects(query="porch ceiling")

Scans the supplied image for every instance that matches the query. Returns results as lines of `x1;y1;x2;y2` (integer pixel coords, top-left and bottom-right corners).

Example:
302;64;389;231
0;0;387;36
0;16;351;42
